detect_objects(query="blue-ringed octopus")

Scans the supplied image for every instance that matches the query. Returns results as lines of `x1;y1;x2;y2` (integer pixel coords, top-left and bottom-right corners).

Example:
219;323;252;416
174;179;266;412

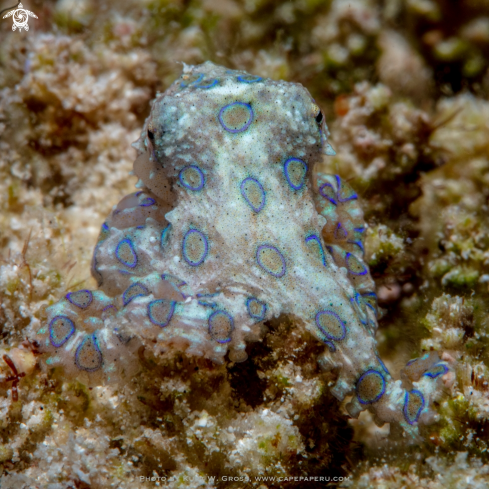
35;62;451;437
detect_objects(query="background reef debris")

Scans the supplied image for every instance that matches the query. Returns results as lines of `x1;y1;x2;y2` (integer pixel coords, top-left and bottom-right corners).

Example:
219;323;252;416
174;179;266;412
1;0;489;487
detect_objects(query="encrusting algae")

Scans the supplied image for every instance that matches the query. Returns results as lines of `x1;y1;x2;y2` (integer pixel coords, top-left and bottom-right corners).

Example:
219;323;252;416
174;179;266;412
1;0;489;487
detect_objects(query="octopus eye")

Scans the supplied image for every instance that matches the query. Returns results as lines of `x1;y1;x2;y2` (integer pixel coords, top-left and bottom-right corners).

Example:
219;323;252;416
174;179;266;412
315;110;323;124
147;130;155;140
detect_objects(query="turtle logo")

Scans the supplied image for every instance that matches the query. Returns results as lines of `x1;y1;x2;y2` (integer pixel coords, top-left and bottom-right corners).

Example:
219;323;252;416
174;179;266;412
2;2;37;31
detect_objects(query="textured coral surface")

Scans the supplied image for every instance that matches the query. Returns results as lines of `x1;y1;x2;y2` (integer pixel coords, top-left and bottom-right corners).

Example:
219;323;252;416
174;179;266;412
1;0;489;488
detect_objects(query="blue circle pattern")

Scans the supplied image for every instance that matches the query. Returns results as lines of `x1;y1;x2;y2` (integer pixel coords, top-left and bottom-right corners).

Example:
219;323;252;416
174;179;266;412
196;79;218;89
140;197;156;207
240;177;266;213
376;355;391;377
356;369;386;405
284;157;307;190
161;224;171;249
122;283;150;306
315;310;346;341
49;315;75;348
345;252;368;276
246;297;267;321
147;299;176;328
218;102;253;133
237;74;262;83
305;235;328;267
423;363;449;379
116;238;138;268
66;290;93;309
182;229;209;267
208;310;234;344
256;244;286;278
179;165;205;191
75;333;103;372
403;389;425;425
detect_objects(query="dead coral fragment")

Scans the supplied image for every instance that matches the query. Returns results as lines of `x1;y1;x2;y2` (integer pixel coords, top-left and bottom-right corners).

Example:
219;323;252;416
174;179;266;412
421;293;473;351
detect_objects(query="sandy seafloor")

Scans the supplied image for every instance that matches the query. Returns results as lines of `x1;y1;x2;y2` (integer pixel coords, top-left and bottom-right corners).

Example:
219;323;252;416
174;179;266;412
1;0;489;487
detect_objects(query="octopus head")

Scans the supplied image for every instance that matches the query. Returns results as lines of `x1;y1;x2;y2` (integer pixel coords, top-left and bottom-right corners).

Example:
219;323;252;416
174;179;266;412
135;62;333;198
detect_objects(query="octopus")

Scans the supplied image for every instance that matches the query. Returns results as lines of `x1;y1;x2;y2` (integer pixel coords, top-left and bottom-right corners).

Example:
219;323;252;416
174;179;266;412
35;62;450;436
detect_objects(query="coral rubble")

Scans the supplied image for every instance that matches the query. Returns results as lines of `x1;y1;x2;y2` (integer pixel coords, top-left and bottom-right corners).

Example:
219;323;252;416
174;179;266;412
1;0;489;487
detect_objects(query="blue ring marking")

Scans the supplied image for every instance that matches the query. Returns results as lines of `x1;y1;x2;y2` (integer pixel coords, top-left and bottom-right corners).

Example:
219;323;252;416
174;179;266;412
335;175;358;202
348;240;364;253
345;252;368;276
101;304;117;319
218;102;253;133
75;333;103;372
49;315;76;348
179;165;205;191
318;183;337;205
356;369;386;405
182;229;209;267
161;273;191;300
305;234;327;267
320;338;336;353
197;292;218;308
237;74;262;83
118;270;134;276
405;357;418;367
335;223;348;240
361;292;378;313
99;223;110;242
140;197;156;207
364;302;377;319
423;363;449;379
161;224;171;248
196;78;218;89
208;310;234;344
350;293;367;325
283;157;307;190
376;355;391;377
162;273;187;288
362;291;377;299
147;299;176;328
365;315;377;333
122;283;150;306
246;297;267;321
403;389;425;425
256;245;286;278
240;177;265;213
180;73;203;88
66;290;93;309
115;238;137;268
315;310;346;341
